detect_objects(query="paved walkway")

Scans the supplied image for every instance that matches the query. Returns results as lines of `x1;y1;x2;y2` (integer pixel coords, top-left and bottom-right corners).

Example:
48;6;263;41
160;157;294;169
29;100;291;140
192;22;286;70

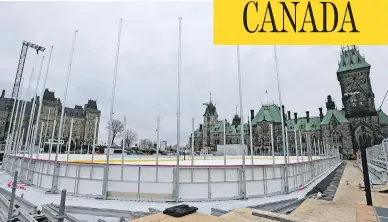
291;161;388;222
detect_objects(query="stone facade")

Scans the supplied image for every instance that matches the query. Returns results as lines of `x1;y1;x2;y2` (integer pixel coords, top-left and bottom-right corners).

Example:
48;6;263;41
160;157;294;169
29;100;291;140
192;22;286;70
0;88;101;146
189;46;388;157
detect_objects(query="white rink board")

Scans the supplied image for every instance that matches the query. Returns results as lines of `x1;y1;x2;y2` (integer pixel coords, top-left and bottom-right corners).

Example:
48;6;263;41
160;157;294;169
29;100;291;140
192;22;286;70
5;154;339;201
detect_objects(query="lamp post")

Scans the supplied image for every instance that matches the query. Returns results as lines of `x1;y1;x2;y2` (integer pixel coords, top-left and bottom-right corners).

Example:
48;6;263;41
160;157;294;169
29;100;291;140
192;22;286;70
359;125;373;206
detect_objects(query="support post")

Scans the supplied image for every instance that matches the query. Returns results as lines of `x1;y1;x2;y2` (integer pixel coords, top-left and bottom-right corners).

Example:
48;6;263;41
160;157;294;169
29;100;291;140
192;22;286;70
91;117;98;163
294;129;299;162
299;131;303;162
223;119;226;165
122;116;126;166
8;171;18;221
360;126;373;206
270;123;275;164
37;122;44;160
58;189;67;222
191;118;194;166
49;119;56;161
249;117;254;165
156;117;160;166
66;119;73;162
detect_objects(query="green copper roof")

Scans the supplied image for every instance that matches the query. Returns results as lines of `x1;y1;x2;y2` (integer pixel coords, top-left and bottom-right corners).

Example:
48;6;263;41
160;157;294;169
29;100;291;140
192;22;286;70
378;110;388;125
251;104;282;124
214;121;225;132
321;109;349;125
337;46;370;73
226;124;248;135
286;117;321;132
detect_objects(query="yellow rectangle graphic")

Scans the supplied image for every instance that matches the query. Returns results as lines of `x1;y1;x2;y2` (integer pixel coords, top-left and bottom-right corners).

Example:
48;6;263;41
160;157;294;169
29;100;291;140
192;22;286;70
213;0;388;45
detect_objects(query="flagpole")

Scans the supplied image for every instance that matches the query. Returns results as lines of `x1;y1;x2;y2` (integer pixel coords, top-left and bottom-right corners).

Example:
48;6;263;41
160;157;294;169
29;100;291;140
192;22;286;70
223;119;226;165
175;17;182;202
11;77;25;157
102;18;123;199
274;45;289;193
16;69;35;162
32;46;53;160
17;69;34;167
236;45;246;199
3;81;20;169
51;30;78;193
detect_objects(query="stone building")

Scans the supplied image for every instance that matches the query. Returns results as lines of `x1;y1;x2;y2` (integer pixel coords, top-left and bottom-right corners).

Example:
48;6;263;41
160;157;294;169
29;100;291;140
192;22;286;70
0;88;101;146
189;46;388;157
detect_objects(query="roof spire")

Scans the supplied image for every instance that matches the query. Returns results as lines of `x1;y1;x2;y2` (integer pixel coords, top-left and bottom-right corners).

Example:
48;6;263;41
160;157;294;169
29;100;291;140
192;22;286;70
235;105;238;115
209;91;212;103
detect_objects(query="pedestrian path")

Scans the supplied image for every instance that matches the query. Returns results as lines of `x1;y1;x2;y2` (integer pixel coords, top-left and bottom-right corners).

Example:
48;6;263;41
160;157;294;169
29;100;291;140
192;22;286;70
291;161;388;222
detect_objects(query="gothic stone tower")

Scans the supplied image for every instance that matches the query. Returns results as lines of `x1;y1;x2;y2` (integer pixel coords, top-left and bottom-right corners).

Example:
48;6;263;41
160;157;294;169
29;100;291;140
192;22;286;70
337;46;381;151
202;97;218;149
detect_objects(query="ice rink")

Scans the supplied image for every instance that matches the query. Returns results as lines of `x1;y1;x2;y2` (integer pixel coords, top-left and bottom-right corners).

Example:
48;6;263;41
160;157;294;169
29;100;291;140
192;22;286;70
13;153;323;165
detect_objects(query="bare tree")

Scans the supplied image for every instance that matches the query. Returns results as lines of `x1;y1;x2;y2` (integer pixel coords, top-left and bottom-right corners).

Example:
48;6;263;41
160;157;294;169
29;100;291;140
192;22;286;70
123;129;139;148
139;139;154;149
106;119;124;146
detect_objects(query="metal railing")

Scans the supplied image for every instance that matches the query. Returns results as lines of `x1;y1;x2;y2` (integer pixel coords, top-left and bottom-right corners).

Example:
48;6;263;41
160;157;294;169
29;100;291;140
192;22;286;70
365;139;388;182
3;154;340;201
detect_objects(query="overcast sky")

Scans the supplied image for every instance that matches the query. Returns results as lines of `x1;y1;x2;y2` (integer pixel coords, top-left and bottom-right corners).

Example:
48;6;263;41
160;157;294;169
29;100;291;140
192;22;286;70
0;1;388;146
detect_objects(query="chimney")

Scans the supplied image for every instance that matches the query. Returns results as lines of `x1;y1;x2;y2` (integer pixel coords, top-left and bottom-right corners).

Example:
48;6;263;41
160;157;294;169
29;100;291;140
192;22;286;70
281;105;287;125
319;107;323;120
199;124;203;131
287;111;291;120
250;109;254;121
0;90;4;98
306;111;310;123
294;112;298;123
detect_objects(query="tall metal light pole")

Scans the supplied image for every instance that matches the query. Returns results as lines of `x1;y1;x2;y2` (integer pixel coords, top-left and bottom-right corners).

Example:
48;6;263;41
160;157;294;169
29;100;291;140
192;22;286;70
102;18;123;200
175;17;182;202
236;45;246;199
274;46;289;193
